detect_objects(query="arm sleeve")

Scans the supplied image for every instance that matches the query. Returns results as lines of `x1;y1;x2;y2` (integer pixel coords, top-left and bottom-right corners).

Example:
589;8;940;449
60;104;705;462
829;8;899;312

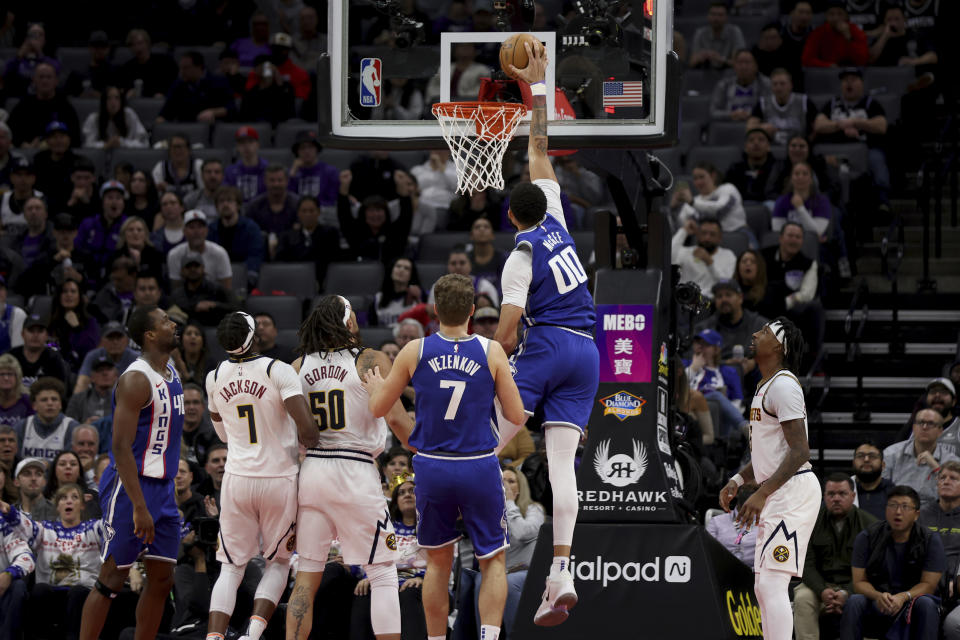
533;179;566;231
693;185;734;217
708;248;737;281
787;262;818;309
500;248;533;309
271;362;304;401
9;307;24;348
764;376;807;423
802;29;828;68
2;531;35;578
123;108;150;148
671;228;690;264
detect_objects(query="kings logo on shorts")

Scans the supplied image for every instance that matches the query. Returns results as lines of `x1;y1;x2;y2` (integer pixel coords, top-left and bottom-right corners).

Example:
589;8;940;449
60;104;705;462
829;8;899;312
593;439;647;487
599;390;646;421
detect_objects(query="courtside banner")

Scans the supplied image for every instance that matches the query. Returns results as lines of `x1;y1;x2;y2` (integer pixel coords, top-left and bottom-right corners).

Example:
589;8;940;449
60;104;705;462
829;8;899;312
513;524;763;639
595;303;654;383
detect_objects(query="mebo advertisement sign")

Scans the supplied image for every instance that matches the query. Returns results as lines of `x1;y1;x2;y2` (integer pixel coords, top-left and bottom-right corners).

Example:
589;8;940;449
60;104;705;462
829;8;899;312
595;304;654;383
513;524;763;639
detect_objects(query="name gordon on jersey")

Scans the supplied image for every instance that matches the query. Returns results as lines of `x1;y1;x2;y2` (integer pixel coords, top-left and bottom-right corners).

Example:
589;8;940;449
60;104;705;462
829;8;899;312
303;365;349;385
426;354;482;376
218;379;269;403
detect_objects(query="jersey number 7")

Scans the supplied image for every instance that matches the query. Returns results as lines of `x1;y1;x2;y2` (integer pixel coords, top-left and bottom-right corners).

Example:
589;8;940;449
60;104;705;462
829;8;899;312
439;380;466;420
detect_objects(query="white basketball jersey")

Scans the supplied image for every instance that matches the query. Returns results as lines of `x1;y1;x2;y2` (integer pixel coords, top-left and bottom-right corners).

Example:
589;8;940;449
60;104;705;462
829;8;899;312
299;349;388;455
206;355;303;478
749;370;810;484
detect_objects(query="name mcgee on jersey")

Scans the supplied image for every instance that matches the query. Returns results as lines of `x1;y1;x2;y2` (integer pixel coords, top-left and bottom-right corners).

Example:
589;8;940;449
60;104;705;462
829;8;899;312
542;231;564;252
218;379;268;404
426;354;482;377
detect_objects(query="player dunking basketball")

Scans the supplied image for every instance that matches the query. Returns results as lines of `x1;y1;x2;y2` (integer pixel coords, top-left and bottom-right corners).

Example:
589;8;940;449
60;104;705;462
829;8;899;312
720;317;820;640
285;295;414;640
79;306;184;640
204;312;319;640
365;274;526;640
493;42;599;626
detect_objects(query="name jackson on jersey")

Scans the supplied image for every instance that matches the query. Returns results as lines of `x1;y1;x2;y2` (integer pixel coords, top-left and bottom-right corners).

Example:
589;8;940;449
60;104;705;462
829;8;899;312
218;379;268;404
426;354;482;377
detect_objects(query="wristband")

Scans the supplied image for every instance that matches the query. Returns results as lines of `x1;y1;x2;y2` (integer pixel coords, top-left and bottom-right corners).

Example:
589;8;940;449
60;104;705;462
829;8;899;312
732;474;745;488
530;82;547;96
906;591;912;601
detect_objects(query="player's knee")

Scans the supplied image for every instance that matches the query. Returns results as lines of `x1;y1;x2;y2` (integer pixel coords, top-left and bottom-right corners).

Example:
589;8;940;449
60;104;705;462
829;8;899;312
363;562;399;592
255;559;291;604
98;564;128;592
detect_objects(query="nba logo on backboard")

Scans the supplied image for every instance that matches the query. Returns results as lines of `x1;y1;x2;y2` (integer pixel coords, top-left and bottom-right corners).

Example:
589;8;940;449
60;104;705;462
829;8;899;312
360;58;381;107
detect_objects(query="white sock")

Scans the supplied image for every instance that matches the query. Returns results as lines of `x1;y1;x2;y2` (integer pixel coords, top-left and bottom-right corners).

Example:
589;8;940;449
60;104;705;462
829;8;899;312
550;556;569;576
545;427;580;547
480;624;501;640
246;615;267;640
428;636;446;640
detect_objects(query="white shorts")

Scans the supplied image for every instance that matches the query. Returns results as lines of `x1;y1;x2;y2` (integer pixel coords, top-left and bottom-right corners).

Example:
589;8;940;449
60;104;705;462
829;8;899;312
754;470;821;576
217;472;298;566
296;450;399;570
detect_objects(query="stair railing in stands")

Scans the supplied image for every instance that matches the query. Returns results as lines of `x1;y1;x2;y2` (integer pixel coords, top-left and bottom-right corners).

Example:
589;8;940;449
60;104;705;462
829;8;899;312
844;279;870;424
917;115;959;293
804;344;829;476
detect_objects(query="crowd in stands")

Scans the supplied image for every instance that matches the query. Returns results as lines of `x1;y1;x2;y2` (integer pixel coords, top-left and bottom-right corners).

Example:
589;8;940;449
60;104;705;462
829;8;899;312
0;0;952;638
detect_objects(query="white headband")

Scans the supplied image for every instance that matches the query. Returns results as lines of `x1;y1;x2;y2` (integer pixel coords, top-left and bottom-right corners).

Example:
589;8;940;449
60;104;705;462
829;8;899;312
767;321;787;354
226;312;257;355
337;296;352;327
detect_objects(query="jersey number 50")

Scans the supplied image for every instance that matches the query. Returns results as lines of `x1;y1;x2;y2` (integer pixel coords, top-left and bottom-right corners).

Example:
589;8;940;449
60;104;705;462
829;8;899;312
548;246;588;294
309;390;346;431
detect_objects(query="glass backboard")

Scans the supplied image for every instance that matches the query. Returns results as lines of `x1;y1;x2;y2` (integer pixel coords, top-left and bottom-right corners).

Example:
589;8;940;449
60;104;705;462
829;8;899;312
319;0;679;149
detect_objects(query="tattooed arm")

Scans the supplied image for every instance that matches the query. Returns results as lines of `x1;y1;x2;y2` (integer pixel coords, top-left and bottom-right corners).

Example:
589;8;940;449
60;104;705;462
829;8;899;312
358;348;415;448
507;41;555;183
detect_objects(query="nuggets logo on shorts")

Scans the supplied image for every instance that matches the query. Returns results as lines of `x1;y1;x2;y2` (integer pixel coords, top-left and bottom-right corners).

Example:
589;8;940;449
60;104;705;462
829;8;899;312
772;545;790;563
287;535;297;552
385;533;397;550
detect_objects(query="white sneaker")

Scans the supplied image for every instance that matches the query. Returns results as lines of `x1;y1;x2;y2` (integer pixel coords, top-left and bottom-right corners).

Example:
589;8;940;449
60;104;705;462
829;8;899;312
533;569;578;627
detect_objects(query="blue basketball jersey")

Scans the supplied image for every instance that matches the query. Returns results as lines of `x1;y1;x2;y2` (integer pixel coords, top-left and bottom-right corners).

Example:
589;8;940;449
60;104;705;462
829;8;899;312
410;334;497;454
515;214;595;331
111;359;185;481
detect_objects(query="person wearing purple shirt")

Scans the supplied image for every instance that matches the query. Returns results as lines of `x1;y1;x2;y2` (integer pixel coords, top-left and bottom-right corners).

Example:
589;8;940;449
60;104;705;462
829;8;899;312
224;126;267;203
75;181;127;288
771;161;831;238
230;12;272;66
0;355;34;428
288;131;339;206
15;197;54;270
3;23;60;98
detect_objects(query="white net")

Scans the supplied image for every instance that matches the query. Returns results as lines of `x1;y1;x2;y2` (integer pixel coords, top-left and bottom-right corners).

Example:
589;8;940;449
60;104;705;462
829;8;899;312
432;102;527;195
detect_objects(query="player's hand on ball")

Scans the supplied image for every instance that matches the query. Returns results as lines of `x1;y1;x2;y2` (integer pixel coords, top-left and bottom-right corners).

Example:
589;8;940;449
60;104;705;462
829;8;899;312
719;481;738;512
734;491;767;528
133;504;155;544
509;42;548;85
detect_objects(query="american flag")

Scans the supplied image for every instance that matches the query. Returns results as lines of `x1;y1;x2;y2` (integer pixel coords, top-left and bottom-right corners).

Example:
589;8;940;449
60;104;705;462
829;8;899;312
602;81;643;108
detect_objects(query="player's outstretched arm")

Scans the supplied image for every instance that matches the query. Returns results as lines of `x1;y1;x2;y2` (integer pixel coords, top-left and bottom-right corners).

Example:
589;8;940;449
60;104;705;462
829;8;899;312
487;341;526;425
358;348;414;448
364;341;418;420
509;41;556;184
494;304;524;356
113;371;156;544
284;394;321;449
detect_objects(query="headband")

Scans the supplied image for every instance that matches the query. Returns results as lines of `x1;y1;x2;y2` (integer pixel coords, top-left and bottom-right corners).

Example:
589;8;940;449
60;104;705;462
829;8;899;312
226;312;256;355
767;320;787;354
337;296;352;327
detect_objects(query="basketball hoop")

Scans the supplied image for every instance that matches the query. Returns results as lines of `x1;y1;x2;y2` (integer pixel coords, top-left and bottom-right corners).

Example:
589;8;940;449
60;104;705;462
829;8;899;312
432;102;527;194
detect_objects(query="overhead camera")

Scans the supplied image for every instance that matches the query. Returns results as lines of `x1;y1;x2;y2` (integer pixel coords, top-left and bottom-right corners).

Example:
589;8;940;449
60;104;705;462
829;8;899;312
562;0;624;47
370;0;425;48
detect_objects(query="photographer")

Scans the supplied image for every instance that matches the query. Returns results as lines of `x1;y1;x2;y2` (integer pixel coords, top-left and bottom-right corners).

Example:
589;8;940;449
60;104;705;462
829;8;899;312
239;54;296;126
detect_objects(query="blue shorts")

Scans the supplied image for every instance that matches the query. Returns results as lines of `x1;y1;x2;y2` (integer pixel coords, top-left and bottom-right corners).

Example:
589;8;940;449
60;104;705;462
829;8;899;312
412;453;508;559
512;326;599;430
99;465;181;567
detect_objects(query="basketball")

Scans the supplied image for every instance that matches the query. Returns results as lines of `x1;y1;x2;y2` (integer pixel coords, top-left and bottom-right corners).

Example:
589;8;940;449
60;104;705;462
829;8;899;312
499;33;543;79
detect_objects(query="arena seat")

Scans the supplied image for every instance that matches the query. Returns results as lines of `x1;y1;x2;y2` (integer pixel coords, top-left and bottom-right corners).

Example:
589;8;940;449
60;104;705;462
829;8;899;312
417;262;447;292
212;122;273;149
275;329;299;355
257;262;317;301
813;143;868;177
230;262;248;298
194;148;231;167
57;47;92;76
76;149;107;177
804;68;841;96
110;149;166;177
260;148;293;167
361;327;396;349
205;327;227;360
152;122;211;147
680;95;711;124
685;145;740;176
873;93;901;124
390;150;430;170
721;229;750;257
71;98;100;129
730;17;766;45
707;121;747;146
324;262;383;297
274;122;316;151
864;66;913;97
172;46;223;76
680;69;722;96
245;296;303;329
677;121;702;158
493;232;514;253
652;147;682;178
744;203;771;240
571;231;594;264
419;233;469;261
129;97;165;125
317;149;358;170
